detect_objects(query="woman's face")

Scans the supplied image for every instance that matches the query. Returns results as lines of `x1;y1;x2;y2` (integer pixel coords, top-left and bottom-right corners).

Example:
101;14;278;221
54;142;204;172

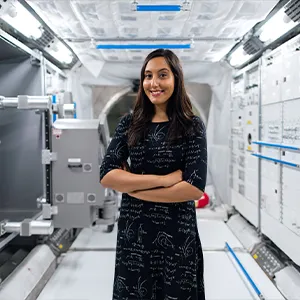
143;56;175;108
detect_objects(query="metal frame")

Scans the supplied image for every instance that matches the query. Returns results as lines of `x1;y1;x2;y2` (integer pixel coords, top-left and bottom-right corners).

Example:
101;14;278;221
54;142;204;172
0;28;41;60
257;57;262;235
0;28;67;79
0;96;54;239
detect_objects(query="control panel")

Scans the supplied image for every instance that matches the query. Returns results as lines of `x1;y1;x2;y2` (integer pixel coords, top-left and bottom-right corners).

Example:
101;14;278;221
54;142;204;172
251;243;285;279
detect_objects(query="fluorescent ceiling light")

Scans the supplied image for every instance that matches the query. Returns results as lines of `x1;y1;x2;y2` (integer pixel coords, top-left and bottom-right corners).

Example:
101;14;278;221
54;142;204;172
45;40;74;64
229;45;252;67
136;5;181;11
1;2;43;40
259;7;297;43
96;44;191;50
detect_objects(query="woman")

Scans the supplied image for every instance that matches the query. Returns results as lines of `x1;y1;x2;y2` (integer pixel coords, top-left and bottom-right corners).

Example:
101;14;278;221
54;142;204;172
100;49;207;300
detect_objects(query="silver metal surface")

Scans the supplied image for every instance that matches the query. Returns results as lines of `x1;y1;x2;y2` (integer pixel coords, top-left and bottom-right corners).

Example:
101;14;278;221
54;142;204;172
4;220;54;236
0;96;51;110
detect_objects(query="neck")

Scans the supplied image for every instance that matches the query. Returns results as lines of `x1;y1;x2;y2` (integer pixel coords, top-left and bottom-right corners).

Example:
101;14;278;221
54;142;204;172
153;105;168;122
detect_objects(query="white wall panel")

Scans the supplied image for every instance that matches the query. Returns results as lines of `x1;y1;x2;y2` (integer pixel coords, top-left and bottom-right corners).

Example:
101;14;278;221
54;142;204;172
230;64;260;226
282;36;300;101
231;34;300;266
261;49;282;105
261;103;283;144
260;37;300;266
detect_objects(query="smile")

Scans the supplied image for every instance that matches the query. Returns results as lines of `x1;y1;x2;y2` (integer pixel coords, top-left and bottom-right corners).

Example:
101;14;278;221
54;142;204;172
150;90;164;96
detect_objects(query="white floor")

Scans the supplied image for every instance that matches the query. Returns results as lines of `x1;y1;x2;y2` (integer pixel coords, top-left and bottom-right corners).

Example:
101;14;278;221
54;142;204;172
37;209;285;300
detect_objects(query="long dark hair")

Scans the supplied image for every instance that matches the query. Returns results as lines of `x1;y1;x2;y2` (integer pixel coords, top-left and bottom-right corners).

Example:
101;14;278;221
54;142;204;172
127;49;195;147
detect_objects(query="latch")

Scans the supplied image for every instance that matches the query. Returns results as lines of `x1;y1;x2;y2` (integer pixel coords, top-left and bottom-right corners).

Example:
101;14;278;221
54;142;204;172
42;149;57;165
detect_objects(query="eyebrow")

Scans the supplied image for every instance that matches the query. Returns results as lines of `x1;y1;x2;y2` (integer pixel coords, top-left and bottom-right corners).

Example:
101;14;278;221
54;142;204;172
145;68;169;73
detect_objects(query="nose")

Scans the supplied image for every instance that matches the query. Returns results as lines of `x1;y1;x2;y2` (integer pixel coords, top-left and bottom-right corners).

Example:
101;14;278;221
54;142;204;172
151;76;159;88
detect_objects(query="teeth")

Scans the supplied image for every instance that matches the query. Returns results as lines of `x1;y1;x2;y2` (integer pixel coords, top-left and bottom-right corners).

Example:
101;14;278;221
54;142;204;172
151;91;162;96
151;90;163;93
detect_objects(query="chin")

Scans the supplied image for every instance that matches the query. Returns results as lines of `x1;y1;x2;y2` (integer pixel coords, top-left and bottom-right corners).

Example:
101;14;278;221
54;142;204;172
148;95;170;105
150;99;169;106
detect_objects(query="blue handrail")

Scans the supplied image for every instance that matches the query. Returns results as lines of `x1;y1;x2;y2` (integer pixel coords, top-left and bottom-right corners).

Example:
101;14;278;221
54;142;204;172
252;141;300;151
251;153;299;168
96;44;191;50
226;242;265;300
136;5;181;11
52;95;57;123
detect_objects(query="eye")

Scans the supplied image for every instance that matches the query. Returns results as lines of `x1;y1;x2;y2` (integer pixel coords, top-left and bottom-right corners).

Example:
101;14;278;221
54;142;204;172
145;74;152;79
160;73;167;78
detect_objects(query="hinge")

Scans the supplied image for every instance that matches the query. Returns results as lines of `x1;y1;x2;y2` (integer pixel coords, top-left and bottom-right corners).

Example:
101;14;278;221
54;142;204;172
30;55;41;67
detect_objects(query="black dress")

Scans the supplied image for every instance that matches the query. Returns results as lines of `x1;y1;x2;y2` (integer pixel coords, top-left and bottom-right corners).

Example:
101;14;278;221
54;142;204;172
100;113;207;300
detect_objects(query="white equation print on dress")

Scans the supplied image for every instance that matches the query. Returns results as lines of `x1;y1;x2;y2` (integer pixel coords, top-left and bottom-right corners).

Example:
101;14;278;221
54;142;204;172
149;124;167;142
131;276;148;299
153;231;174;249
180;236;195;258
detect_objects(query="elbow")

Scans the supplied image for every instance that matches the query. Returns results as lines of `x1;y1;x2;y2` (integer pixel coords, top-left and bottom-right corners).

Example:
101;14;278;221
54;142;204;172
195;189;204;200
188;183;204;200
178;181;204;201
100;175;130;194
100;176;108;188
100;175;111;189
100;169;115;188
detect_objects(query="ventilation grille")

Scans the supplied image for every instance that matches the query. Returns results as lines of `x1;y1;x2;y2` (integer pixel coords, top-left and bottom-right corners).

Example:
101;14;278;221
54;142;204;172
285;0;300;23
36;28;54;48
243;36;264;55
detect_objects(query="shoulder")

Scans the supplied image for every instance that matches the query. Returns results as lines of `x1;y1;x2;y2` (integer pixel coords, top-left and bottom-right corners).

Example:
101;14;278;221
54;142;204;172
120;112;133;123
114;113;133;136
188;116;206;136
192;115;204;126
118;113;133;128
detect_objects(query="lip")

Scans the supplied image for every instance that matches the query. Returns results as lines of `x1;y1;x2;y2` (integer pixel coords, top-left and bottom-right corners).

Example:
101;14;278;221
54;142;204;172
150;90;164;98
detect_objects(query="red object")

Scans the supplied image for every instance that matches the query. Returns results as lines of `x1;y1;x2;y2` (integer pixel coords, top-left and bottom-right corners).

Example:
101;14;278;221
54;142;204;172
195;192;209;208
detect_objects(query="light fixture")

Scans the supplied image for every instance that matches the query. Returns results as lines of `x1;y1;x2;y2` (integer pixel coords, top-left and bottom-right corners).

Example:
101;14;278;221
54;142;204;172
1;2;43;40
96;44;191;50
45;39;74;64
228;45;252;67
258;6;298;43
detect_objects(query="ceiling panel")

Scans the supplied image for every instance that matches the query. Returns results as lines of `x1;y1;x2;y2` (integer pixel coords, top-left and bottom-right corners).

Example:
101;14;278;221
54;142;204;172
26;0;278;65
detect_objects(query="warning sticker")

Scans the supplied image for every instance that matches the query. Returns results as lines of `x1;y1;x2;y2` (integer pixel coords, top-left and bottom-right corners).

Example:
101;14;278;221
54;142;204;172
52;128;62;137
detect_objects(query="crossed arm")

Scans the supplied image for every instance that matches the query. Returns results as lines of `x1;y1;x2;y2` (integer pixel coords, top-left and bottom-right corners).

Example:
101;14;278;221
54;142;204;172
99;115;206;203
128;181;203;203
100;168;203;203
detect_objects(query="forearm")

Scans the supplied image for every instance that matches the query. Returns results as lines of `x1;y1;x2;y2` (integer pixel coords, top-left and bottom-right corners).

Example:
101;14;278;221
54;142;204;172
100;169;164;193
128;181;203;203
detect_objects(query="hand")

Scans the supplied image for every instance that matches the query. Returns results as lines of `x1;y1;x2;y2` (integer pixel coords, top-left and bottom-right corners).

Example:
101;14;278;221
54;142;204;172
121;161;130;172
162;170;182;188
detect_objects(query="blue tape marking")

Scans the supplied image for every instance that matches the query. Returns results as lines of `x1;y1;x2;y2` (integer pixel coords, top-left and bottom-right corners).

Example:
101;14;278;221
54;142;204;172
226;242;263;298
